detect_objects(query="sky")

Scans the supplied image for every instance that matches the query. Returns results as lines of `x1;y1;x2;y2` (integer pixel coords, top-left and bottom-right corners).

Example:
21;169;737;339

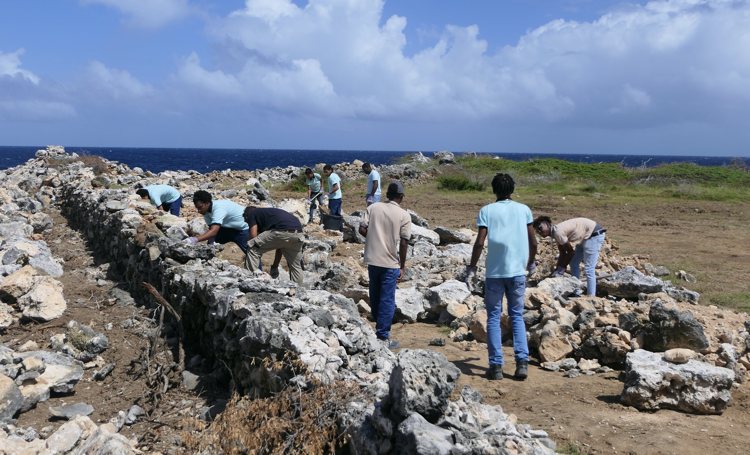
1;0;749;156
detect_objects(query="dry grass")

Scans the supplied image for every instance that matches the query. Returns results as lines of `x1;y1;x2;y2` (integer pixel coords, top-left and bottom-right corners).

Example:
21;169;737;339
181;357;363;454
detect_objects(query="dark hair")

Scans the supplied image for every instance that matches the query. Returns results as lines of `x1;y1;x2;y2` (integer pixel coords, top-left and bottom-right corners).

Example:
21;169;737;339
193;190;212;204
386;181;404;200
136;188;149;199
304;167;313;175
491;173;515;199
532;216;552;230
323;164;334;171
362;162;371;169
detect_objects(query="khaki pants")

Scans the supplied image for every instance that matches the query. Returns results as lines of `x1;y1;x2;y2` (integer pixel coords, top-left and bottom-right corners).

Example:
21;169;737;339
245;230;304;285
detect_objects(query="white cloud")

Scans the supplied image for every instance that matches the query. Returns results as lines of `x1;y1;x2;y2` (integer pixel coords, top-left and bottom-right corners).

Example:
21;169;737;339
86;61;155;99
0;49;40;85
80;0;192;28
0;100;76;121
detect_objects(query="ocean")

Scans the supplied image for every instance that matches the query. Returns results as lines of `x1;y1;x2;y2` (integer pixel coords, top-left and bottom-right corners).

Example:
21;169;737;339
0;146;748;174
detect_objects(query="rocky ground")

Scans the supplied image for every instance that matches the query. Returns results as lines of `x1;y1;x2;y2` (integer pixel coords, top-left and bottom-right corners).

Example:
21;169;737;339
1;147;749;454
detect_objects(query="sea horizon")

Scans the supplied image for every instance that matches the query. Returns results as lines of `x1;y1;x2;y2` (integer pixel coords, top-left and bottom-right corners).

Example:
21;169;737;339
1;145;748;174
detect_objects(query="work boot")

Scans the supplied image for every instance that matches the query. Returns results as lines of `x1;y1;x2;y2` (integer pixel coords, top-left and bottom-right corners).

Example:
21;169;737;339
486;364;503;380
514;360;529;380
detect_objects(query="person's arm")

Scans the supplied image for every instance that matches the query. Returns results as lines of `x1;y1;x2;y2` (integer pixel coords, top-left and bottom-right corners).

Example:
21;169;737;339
158;204;167;211
358;224;368;237
307;185;312;199
469;227;488;269
330;183;339;195
195;224;220;242
249;225;258;239
398;238;408;280
369;180;378;197
526;224;538;269
556;242;574;270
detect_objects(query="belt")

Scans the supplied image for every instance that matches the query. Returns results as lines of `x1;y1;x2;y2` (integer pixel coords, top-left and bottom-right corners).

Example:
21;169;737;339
589;229;607;238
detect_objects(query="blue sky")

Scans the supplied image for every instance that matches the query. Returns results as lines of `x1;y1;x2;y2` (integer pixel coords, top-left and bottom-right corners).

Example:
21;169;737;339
1;0;749;156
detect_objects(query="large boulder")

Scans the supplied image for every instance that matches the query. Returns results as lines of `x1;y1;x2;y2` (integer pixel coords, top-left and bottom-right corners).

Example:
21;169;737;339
17;276;66;322
433;226;472;245
395;287;427;323
621;349;734;414
0;375;23;423
641;301;709;352
598;266;666;299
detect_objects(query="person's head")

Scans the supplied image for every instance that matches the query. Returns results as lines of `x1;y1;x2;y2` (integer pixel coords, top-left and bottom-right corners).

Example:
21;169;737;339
136;188;149;200
386;181;405;202
304;167;314;177
323;164;334;175
362;162;372;174
532;216;553;237
193;190;213;215
491;173;515;200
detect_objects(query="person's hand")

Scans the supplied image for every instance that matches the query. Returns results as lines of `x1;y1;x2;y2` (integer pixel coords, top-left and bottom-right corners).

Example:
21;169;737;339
463;265;477;291
270;266;280;279
184;237;198;245
527;261;537;275
550;266;565;278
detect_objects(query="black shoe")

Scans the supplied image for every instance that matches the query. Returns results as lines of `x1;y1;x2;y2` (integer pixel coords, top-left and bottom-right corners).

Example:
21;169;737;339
514;361;529;380
486;364;503;380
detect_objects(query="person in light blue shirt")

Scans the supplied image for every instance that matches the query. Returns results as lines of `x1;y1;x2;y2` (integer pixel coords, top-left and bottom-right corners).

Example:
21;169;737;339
465;173;537;381
323;163;343;216
362;162;381;206
187;190;250;257
136;184;182;216
304;167;323;223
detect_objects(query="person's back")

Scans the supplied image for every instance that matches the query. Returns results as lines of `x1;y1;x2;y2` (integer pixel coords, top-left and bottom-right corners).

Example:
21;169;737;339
363;201;410;269
478;200;532;278
243;207;302;233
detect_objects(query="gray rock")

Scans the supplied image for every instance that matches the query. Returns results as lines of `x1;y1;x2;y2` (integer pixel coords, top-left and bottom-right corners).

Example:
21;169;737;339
49;402;94;419
395;412;454;455
409;224;440;245
433;226;472;245
388;349;460;422
0;375;23;423
433;151;455;164
395;287;427;323
641;301;709;352
621;349;734;414
407;209;429;228
598;266;666;299
536;275;582;300
125;404;146;425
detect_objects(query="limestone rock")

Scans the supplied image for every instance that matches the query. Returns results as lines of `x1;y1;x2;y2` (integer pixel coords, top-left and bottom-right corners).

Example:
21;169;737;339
395;287;427;323
663;348;697;364
598;266;666;299
409;224;440;246
395;412;454;455
641;301;709;352
18;276;66;322
0;265;38;302
0;375;23;423
433;226;472;245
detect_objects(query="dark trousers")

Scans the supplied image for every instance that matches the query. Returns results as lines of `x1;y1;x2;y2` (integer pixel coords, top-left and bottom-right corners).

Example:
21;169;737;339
215;227;249;254
368;265;400;340
328;198;342;216
163;196;182;216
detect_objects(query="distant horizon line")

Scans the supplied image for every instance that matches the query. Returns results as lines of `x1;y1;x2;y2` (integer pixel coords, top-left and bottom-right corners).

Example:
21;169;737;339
0;145;747;158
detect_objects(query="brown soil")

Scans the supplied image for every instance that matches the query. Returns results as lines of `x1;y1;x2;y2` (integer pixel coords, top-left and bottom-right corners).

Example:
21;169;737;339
6;182;750;454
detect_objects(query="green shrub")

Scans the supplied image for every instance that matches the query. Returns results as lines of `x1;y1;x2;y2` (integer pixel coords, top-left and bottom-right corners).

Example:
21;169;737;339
437;175;486;192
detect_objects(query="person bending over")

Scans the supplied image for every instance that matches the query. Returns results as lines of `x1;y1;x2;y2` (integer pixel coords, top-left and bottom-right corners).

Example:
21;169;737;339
136;184;182;216
533;216;606;296
188;190;250;257
243;206;305;286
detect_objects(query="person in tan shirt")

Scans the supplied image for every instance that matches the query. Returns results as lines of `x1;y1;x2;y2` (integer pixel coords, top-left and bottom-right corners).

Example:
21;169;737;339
358;181;411;349
533;216;606;296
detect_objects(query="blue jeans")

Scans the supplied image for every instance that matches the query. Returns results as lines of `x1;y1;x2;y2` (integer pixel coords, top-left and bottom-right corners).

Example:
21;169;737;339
215;227;249;254
485;276;529;366
570;233;605;296
163;196;182;216
328;198;342;216
368;265;400;340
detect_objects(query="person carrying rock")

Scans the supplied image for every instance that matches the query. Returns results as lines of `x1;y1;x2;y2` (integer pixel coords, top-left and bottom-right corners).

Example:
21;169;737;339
187;190;250;254
242;206;305;285
358;181;411;350
136;184;182;216
362;162;381;206
304;167;323;223
465;173;537;381
323;163;343;216
532;216;606;296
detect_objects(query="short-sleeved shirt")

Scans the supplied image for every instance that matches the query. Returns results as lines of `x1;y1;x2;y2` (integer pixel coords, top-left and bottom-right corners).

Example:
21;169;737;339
367;169;381;197
243;207;302;234
306;173;322;193
204;200;249;231
477;200;533;278
146;185;180;206
552;218;598;246
327;172;342;200
361;201;411;269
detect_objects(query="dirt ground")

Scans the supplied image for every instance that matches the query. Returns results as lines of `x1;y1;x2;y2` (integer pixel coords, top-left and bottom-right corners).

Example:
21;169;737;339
6;182;750;454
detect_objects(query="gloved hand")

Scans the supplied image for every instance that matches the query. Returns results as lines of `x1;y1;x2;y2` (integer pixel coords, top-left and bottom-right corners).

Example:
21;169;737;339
270;266;280;279
184;237;198;245
550;266;565;278
463;266;477;291
527;261;537;275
